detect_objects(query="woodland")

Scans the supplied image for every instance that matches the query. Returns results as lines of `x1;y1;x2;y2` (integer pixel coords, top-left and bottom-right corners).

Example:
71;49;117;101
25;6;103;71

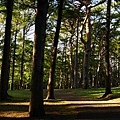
0;0;120;119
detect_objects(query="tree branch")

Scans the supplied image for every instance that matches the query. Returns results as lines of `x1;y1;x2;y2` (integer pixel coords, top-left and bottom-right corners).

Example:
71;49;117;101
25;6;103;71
77;0;106;8
0;10;7;13
14;1;36;9
88;0;106;8
80;15;88;44
77;0;88;6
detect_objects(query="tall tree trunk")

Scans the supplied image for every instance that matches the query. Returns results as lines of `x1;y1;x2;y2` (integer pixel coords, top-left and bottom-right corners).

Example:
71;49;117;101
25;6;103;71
96;45;105;88
83;0;91;89
104;0;112;96
118;57;120;85
64;42;68;88
59;69;63;89
11;30;17;90
0;0;14;101
46;0;63;99
19;27;25;89
69;35;74;88
29;0;48;118
73;18;79;88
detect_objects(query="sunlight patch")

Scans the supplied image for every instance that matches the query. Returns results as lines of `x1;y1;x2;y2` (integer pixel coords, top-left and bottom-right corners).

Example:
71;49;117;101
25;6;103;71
0;111;29;118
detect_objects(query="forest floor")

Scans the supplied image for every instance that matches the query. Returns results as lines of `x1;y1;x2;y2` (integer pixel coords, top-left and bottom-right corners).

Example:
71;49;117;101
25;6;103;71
0;88;120;119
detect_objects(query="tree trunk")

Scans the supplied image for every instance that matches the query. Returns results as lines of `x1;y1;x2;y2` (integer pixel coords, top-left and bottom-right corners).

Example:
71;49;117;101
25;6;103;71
59;69;63;89
118;57;120;85
64;42;68;88
19;27;25;89
11;30;17;90
96;45;105;88
73;18;79;88
83;0;91;89
46;0;63;99
104;0;112;96
69;35;74;88
29;0;48;118
0;0;14;101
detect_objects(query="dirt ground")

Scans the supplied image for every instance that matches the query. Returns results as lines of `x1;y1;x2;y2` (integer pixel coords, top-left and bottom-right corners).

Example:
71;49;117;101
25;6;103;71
0;90;120;119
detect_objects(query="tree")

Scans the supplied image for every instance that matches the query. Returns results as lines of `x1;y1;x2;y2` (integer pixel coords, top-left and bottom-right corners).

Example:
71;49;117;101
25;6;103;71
19;27;25;89
11;29;18;90
83;0;91;89
29;0;48;118
73;18;79;88
46;0;64;99
103;0;112;96
0;0;14;100
79;0;91;89
10;3;35;89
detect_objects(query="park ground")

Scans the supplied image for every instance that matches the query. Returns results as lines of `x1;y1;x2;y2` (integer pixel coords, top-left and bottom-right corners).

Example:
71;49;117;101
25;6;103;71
0;88;120;119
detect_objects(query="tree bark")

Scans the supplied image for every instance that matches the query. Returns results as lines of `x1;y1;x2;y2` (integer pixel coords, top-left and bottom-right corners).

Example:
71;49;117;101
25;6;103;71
104;0;112;96
0;0;14;101
83;0;91;89
20;27;25;89
69;36;74;88
46;0;63;99
11;30;17;90
29;0;48;118
73;18;79;88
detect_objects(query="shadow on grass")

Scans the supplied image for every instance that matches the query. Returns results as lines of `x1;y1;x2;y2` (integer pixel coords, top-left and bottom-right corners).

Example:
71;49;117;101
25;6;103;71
0;103;120;119
76;106;120;119
0;104;28;111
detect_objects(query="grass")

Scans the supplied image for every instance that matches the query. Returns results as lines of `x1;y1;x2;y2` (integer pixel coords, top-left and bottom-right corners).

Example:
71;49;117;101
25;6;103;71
7;87;120;100
7;88;103;100
8;89;30;98
0;87;120;119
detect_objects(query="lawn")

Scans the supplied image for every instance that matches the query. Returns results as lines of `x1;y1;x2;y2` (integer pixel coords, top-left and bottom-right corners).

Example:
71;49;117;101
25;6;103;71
0;87;120;119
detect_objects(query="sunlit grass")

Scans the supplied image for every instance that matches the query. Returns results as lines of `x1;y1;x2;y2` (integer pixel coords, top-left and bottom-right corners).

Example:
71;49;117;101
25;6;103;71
54;88;105;98
7;87;120;100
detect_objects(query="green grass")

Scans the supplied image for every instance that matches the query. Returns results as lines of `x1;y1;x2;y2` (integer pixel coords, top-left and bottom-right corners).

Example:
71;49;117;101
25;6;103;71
8;89;30;98
53;88;105;98
7;87;120;101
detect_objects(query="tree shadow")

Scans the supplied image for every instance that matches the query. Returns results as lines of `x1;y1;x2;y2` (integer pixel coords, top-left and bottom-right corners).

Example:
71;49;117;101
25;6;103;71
0;104;28;111
45;103;120;119
76;105;120;119
0;102;120;119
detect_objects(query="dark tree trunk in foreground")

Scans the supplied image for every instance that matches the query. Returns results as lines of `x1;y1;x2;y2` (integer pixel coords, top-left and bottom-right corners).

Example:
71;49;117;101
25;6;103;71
104;0;112;96
0;0;14;101
29;0;48;118
46;0;63;99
